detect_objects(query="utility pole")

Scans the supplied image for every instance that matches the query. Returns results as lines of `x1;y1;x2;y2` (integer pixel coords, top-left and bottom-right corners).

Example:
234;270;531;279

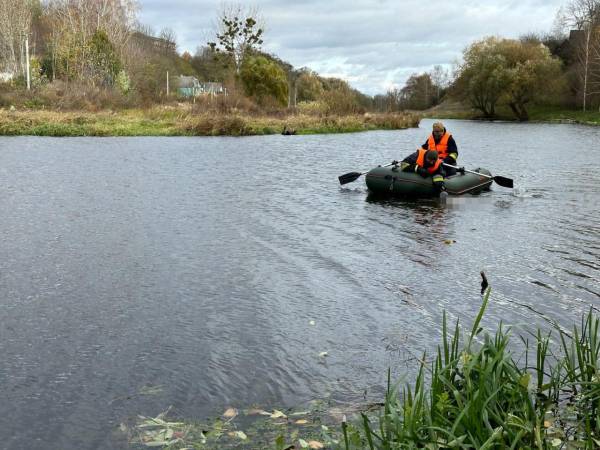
25;36;31;91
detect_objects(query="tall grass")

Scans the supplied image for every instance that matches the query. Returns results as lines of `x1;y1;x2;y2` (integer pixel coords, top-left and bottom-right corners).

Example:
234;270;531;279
344;290;600;449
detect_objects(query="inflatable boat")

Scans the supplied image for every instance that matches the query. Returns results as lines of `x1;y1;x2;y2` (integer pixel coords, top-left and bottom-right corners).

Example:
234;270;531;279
364;165;493;197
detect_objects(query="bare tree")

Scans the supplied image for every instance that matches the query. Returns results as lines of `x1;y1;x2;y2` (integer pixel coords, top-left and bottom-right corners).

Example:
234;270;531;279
561;0;600;110
43;0;138;80
208;3;264;73
0;0;35;75
429;65;450;103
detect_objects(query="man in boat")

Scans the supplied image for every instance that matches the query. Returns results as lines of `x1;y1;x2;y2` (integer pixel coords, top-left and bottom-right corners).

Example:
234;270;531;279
421;122;458;176
400;149;446;193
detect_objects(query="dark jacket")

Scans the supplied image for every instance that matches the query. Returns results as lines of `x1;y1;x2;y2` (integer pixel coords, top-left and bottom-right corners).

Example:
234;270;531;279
401;150;446;177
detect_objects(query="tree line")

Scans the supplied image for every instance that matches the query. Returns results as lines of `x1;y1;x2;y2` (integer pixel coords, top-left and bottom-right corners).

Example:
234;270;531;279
0;1;373;114
377;0;600;119
1;0;598;118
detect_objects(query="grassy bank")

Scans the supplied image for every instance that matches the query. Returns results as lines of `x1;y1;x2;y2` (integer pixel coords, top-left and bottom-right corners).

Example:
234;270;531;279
124;290;600;449
0;108;420;137
424;102;600;125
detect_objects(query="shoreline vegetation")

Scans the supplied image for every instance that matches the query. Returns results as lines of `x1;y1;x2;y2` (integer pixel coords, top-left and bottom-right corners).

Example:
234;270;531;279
125;290;600;449
424;102;600;126
0;104;598;138
0;108;421;137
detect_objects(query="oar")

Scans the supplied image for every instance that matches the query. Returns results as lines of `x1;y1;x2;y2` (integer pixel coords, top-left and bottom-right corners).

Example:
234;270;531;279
443;163;514;188
338;161;396;185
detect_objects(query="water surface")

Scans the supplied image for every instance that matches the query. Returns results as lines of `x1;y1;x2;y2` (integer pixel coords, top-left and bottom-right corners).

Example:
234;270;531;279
1;119;599;448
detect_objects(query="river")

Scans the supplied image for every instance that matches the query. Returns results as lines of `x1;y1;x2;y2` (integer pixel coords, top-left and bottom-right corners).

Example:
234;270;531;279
0;119;599;449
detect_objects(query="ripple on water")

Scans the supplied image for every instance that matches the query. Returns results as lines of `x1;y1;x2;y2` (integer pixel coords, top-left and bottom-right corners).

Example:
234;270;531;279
0;123;599;448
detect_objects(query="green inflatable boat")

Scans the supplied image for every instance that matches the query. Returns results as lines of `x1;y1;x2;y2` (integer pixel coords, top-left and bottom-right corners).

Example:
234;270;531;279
365;165;493;197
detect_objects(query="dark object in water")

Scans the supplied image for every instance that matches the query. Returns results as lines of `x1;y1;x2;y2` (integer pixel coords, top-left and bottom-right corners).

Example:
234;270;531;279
480;271;489;295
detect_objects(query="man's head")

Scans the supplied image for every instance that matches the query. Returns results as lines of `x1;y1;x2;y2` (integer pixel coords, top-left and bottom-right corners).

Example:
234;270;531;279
425;150;438;166
432;122;445;139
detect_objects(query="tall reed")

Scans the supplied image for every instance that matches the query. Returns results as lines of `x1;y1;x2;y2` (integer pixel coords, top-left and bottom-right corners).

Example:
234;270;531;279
345;290;600;449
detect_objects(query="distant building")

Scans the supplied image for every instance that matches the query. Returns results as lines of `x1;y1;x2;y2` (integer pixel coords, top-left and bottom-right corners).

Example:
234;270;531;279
177;75;225;97
131;31;177;55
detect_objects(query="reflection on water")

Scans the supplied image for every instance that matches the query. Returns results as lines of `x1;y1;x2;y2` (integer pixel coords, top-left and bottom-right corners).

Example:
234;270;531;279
0;120;599;449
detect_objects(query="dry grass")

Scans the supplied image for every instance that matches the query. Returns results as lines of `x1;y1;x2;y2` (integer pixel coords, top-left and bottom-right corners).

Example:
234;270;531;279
0;107;421;137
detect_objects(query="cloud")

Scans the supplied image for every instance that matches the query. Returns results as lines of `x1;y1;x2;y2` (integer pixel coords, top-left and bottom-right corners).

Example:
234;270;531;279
138;0;565;95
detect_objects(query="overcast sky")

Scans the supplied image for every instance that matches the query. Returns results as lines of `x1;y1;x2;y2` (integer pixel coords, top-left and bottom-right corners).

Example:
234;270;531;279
139;0;566;96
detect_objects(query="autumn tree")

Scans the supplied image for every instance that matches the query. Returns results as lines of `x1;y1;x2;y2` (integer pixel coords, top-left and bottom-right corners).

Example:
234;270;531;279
295;69;324;102
400;73;436;110
453;38;512;117
498;40;564;120
240;55;287;106
453;37;563;120
42;0;137;82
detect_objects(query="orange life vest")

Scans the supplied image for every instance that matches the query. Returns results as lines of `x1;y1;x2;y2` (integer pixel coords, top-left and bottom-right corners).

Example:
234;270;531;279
427;133;451;159
416;149;442;174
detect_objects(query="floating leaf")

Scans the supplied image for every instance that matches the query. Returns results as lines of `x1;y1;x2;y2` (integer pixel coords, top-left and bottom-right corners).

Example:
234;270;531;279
232;431;247;440
139;385;164;396
223;408;238;418
247;408;271;416
443;239;456;245
295;419;308;425
318;352;328;358
308;441;324;449
270;409;287;419
144;441;170;447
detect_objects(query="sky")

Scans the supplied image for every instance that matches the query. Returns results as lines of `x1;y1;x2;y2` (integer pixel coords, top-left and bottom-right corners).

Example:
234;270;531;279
138;0;567;96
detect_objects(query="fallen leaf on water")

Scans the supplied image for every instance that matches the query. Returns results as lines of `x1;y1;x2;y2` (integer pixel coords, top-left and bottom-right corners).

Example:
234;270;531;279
544;420;552;428
444;239;456;245
318;352;328;358
270;409;287;419
228;431;247;440
223;408;238;419
247;408;271;416
295;419;308;425
290;411;309;416
308;441;324;449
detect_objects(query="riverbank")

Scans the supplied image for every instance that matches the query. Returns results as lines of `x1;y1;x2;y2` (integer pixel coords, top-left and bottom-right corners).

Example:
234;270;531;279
0;108;420;137
124;290;600;449
424;102;600;125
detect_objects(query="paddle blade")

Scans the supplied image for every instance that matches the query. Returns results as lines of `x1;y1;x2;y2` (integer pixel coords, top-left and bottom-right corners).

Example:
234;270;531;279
493;176;514;188
338;172;363;185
